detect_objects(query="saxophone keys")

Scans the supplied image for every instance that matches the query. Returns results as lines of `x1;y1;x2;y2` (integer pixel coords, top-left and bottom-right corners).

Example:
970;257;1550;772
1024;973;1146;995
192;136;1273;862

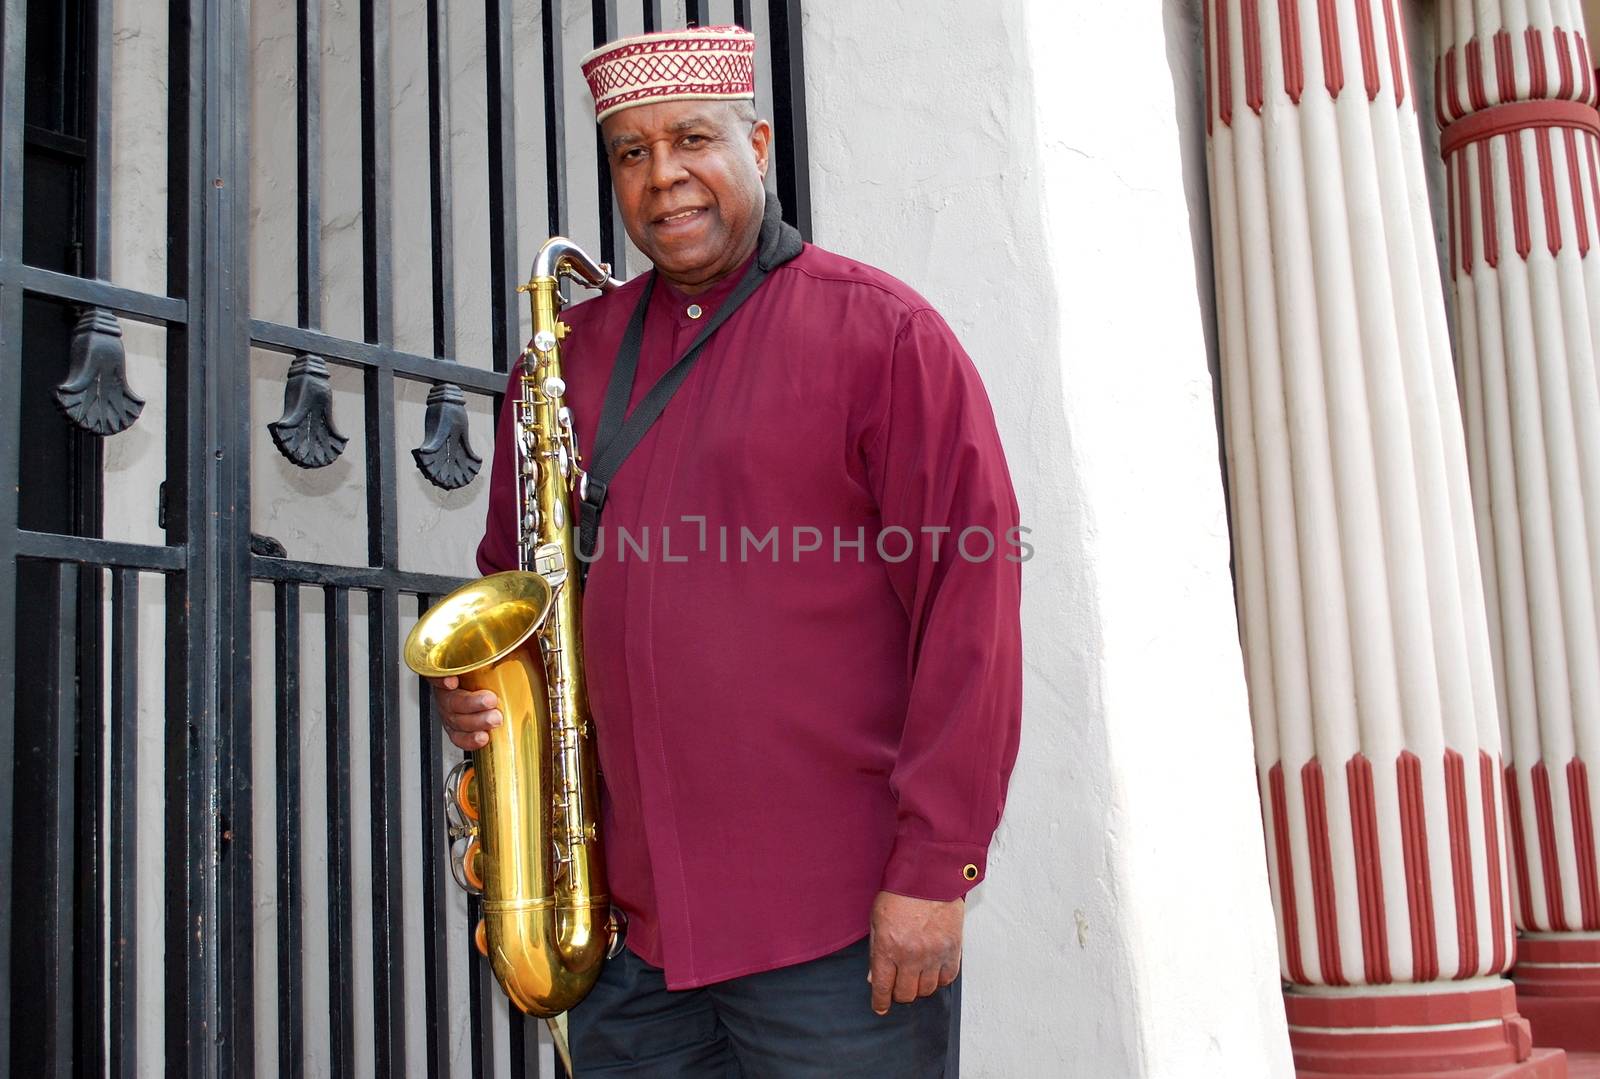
455;765;480;822
607;909;629;959
533;330;557;354
448;836;482;894
444;760;475;829
462;838;486;891
542;376;565;398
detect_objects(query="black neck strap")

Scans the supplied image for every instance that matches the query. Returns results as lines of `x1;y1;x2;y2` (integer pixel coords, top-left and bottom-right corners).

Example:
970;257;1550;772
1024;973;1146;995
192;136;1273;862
577;194;803;573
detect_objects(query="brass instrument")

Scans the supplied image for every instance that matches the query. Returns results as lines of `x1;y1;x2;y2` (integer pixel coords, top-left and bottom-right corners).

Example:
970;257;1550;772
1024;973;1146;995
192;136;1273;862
404;238;622;1016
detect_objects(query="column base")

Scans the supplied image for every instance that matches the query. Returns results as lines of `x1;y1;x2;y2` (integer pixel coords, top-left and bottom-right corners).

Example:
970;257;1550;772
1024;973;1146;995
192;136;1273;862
1515;937;1600;1053
1295;1050;1565;1079
1286;981;1567;1077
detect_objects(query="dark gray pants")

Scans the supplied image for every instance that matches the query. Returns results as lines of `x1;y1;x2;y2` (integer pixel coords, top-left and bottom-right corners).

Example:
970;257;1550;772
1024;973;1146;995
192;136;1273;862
567;936;961;1078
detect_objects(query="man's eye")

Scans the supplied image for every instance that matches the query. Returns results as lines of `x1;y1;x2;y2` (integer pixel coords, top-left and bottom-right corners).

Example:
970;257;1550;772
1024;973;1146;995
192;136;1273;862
622;147;646;162
680;135;706;147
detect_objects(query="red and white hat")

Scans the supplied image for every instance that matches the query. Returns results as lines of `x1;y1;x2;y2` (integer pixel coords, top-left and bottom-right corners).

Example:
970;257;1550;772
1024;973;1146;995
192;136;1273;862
580;25;756;124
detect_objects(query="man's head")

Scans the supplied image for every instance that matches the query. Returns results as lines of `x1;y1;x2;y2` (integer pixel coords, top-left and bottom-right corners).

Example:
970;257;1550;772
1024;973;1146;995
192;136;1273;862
600;98;771;294
581;25;767;293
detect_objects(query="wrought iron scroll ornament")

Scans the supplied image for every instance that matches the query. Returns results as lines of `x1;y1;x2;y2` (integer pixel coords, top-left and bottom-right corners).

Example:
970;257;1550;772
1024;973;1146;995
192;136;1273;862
269;353;349;468
54;306;145;436
411;382;482;490
249;533;289;558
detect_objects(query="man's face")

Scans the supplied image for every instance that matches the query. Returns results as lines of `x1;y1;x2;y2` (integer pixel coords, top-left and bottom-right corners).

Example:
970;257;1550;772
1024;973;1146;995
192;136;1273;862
601;100;771;292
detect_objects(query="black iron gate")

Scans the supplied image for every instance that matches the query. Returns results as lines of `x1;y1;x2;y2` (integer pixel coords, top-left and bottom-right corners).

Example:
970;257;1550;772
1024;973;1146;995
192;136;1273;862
0;0;810;1074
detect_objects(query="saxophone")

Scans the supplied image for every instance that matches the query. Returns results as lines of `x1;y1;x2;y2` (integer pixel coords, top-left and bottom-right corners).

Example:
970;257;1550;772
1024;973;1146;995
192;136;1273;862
403;237;622;1016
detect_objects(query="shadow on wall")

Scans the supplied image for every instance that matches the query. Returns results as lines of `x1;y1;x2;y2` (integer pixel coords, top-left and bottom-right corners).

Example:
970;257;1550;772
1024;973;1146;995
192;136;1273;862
1159;0;1230;546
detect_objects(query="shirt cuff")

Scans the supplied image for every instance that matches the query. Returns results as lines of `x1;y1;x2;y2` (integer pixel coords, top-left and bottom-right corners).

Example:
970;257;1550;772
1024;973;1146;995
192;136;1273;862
880;835;989;902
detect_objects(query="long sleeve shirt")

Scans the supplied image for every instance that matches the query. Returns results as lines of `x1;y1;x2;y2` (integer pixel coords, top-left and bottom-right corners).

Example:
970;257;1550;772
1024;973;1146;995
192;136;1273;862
476;240;1023;989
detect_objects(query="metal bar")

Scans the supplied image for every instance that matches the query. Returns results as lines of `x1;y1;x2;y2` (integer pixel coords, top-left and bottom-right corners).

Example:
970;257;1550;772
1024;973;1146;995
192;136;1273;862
69;2;115;1050
74;564;106;1073
89;0;113;279
425;0;455;359
485;0;520;373
360;107;406;1030
416;596;452;1079
274;583;305;1079
541;0;568;240
592;0;625;271
20;121;85;156
642;0;664;32
46;565;77;1079
10;264;188;323
165;1;219;1072
109;570;139;1079
363;371;406;1071
297;0;321;328
686;0;709;26
324;586;357;1079
766;0;811;239
214;0;256;1063
359;3;406;1016
249;320;507;393
360;0;393;348
250;553;466;595
0;288;17;1074
357;53;405;1076
367;587;407;1074
0;6;29;1069
733;0;749;28
467;893;497;1079
16;529;187;571
509;1012;531;1078
365;367;400;573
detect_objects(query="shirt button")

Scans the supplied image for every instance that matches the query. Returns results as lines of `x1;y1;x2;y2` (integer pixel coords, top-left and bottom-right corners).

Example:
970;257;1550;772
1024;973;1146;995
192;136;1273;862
686;303;703;319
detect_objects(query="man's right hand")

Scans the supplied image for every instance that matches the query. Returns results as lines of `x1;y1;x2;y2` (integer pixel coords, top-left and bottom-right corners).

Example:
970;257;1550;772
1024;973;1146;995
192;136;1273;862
433;676;502;751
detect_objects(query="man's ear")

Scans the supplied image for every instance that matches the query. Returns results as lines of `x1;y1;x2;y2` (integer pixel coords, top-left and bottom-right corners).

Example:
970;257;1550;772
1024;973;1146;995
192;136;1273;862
750;118;773;180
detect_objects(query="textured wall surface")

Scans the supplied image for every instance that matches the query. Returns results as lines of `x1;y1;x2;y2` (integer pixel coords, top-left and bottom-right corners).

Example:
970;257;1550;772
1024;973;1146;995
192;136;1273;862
804;1;1291;1075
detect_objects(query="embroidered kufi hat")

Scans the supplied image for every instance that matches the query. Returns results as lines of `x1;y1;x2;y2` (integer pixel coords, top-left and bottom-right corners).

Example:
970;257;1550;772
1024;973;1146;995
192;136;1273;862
580;25;756;124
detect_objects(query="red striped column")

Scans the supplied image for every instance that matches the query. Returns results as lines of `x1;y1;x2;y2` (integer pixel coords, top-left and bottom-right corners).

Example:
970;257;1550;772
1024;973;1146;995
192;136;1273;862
1436;2;1600;1055
1205;2;1562;1076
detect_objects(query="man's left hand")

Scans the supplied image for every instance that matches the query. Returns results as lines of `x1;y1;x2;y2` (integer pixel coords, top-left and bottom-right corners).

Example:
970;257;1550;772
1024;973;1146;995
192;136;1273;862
867;891;964;1016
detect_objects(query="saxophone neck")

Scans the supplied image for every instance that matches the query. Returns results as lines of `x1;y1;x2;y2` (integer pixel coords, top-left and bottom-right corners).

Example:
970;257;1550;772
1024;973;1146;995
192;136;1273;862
527;237;623;293
519;237;622;359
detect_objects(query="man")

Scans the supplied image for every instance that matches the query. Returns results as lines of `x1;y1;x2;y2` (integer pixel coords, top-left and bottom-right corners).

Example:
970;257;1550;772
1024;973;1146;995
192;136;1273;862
434;24;1022;1077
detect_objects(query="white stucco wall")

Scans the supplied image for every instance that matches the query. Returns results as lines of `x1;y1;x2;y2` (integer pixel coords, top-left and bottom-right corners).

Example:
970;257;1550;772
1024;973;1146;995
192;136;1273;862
803;2;1292;1075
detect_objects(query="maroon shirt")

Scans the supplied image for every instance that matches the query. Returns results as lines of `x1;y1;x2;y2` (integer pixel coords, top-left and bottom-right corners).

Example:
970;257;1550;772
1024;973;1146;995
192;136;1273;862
477;241;1023;989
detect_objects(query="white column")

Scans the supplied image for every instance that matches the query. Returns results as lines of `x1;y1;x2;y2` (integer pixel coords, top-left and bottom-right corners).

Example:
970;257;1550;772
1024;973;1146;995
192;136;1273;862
1207;1;1554;1073
1436;0;1600;1051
